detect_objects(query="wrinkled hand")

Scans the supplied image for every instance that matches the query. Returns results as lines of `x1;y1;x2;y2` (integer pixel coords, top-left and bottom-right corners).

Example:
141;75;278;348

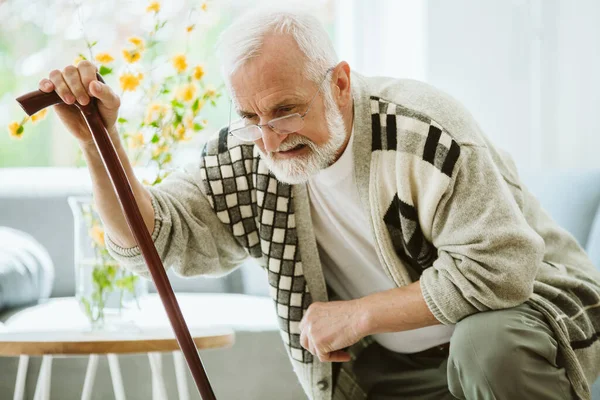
299;299;368;362
39;61;121;145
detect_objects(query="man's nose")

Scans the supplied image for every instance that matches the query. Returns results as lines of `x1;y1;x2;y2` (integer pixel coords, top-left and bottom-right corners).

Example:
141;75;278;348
260;125;286;153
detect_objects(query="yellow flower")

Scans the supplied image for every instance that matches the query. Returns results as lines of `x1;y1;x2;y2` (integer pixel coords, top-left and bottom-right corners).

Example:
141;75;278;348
172;54;188;73
186;25;195;33
89;225;105;247
175;84;197;103
201;1;208;12
128;37;145;51
128;132;145;149
192;65;205;80
119;72;143;92
204;85;217;99
152;145;168;158
73;55;85;66
122;49;142;64
144;102;168;124
8;121;23;139
95;52;114;65
174;124;190;141
184;114;194;129
146;1;160;13
30;108;48;123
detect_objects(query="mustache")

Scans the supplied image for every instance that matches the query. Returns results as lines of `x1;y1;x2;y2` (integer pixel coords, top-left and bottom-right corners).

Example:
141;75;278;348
272;135;315;153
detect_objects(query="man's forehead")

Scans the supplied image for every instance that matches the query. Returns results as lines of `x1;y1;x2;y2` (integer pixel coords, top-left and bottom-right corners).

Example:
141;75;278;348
230;76;309;112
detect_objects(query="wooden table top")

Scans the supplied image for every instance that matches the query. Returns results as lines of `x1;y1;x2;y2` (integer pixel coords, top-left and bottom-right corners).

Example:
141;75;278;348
0;293;277;356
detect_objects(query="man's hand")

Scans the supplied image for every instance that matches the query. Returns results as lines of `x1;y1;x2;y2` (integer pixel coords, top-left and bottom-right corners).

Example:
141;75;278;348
298;282;440;363
299;299;368;362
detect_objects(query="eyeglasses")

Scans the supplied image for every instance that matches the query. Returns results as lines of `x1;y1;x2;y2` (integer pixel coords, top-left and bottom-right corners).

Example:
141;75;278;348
227;67;335;142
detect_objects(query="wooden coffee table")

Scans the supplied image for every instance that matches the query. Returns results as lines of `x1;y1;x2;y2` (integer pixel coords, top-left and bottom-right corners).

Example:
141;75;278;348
0;293;276;400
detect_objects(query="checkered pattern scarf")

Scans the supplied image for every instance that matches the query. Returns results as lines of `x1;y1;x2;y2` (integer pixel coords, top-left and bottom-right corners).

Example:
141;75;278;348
200;133;315;363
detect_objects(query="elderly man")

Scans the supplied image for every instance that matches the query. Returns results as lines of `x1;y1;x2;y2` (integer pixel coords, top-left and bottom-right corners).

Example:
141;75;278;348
40;7;599;400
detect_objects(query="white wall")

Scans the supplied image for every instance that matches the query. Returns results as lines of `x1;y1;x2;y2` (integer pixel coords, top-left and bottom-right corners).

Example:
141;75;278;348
337;0;600;170
427;0;537;168
334;0;427;81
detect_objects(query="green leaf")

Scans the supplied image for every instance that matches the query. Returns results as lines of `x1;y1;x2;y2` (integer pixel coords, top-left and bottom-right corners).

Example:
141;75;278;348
106;265;117;279
151;134;160;143
170;99;184;109
90;41;98;47
173;112;183;126
99;65;113;76
78;53;88;60
117;117;128;124
160;21;168;28
80;297;92;319
193;123;203;131
16;125;24;134
192;98;200;113
150;121;160;128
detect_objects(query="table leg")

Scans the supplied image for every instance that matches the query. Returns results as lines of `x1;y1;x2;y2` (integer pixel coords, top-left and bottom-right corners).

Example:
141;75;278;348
33;355;52;400
81;354;99;400
172;351;189;400
107;354;126;400
13;355;29;400
148;352;168;400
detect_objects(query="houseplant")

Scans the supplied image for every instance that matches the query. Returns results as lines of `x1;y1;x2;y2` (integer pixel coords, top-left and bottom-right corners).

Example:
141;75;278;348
8;0;221;329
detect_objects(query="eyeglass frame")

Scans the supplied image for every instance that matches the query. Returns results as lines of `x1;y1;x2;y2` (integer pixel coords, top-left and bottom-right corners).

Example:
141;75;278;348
227;67;335;141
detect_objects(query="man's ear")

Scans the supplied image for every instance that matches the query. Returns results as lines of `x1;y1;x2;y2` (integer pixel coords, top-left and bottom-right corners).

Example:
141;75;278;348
332;61;352;108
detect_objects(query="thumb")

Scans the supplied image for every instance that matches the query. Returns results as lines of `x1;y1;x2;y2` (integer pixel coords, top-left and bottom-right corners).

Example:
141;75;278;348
89;81;120;109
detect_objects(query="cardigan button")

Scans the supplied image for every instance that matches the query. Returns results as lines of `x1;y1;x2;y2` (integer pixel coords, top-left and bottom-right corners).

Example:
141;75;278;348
316;379;329;391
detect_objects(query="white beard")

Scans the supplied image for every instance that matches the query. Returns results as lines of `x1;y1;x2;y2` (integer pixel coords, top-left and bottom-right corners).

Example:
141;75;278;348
256;85;348;185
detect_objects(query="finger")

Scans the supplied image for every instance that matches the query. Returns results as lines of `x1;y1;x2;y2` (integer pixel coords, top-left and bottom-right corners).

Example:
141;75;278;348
38;79;54;93
324;350;352;363
309;342;317;357
78;60;98;99
62;65;90;106
300;330;309;351
48;69;75;104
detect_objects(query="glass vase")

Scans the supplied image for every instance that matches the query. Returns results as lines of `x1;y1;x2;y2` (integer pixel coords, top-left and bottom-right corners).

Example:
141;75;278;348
68;195;147;331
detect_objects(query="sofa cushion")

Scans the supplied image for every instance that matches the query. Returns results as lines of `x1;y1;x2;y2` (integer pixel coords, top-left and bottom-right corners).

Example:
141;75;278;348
0;227;54;312
519;170;600;248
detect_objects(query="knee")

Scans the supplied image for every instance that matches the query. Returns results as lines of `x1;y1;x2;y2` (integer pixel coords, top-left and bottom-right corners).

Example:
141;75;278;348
448;306;552;381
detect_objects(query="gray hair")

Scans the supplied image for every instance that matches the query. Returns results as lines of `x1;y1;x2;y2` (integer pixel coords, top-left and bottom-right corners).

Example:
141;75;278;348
216;5;338;88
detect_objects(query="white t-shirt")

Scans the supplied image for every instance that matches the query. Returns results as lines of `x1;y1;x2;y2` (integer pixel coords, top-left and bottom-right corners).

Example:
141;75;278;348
307;128;455;353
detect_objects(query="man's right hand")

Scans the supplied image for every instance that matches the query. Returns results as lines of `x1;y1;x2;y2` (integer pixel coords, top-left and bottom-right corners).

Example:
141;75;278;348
38;60;121;145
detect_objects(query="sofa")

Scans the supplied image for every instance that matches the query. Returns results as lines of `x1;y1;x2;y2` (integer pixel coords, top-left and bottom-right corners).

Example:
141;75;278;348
0;167;598;399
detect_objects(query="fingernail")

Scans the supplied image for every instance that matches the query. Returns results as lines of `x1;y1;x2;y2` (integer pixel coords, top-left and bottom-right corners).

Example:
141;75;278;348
78;96;88;105
43;82;50;89
65;95;74;104
92;81;101;92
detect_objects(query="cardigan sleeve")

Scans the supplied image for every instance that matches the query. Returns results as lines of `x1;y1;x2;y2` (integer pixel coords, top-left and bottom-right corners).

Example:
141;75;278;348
105;160;249;280
419;144;545;325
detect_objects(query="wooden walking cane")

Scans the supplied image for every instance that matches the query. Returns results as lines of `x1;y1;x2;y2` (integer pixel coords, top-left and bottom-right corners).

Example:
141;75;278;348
15;73;217;400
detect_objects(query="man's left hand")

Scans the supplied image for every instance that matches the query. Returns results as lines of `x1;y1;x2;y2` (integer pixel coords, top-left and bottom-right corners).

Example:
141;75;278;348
299;299;368;362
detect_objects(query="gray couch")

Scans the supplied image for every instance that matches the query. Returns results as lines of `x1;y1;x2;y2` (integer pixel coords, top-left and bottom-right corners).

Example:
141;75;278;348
0;167;599;399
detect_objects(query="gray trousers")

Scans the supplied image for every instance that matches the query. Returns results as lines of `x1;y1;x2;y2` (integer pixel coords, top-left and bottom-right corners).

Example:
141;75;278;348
333;303;576;399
